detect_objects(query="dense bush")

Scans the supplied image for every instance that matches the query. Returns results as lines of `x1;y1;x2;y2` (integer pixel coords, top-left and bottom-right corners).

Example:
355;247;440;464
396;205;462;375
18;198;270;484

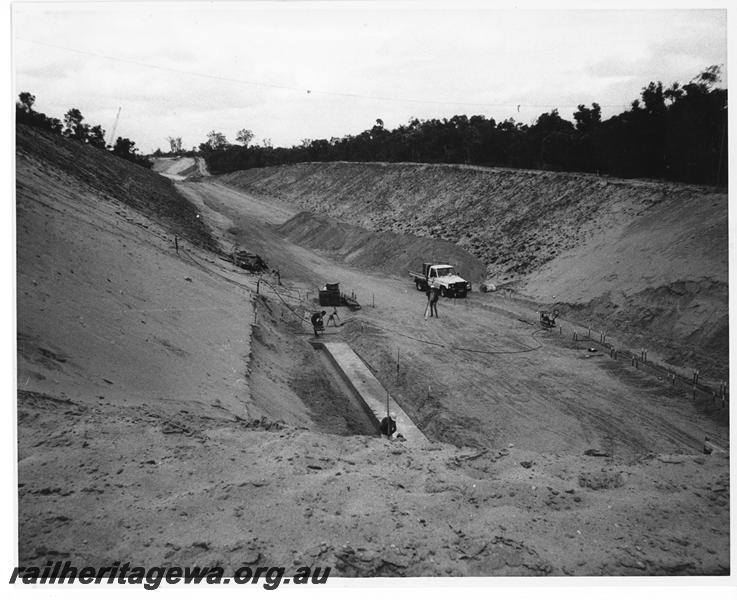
202;67;727;186
15;92;152;169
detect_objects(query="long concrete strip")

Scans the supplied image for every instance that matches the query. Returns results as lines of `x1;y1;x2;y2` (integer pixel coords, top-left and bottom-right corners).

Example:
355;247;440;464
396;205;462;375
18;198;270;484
318;341;428;445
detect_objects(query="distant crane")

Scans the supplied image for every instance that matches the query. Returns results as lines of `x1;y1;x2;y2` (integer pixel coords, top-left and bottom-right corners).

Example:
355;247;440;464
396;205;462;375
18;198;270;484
107;107;122;148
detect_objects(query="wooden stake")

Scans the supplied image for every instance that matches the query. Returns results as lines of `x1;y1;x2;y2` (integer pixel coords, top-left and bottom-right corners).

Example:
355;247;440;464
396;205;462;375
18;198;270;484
396;348;400;382
386;391;391;438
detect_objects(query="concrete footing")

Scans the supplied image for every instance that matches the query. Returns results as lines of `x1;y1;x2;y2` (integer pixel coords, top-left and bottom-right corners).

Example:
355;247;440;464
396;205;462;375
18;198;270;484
314;340;427;445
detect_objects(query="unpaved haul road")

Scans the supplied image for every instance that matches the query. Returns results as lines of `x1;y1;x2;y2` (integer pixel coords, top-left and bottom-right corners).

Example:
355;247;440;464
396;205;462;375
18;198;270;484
178;180;728;457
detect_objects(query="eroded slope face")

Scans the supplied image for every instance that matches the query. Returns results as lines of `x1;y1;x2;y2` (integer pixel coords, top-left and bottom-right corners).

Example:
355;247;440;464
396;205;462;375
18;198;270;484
218;163;724;280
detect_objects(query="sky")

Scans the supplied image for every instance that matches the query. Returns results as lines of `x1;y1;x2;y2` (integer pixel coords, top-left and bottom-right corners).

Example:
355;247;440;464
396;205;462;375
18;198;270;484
11;2;729;154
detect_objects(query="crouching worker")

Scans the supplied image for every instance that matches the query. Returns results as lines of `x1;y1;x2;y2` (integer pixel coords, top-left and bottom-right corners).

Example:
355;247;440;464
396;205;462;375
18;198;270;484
380;412;397;439
311;310;326;336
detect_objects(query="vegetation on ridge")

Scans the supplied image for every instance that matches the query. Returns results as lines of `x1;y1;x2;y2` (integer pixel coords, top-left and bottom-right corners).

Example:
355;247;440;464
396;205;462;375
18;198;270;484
201;66;727;186
15;92;152;169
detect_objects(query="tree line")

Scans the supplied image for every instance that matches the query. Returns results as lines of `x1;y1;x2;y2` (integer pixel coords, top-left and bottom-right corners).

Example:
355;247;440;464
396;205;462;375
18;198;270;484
200;66;727;186
15;92;152;168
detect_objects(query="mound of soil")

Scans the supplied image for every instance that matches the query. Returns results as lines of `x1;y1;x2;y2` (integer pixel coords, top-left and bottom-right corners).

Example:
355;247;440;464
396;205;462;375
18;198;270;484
277;211;485;283
557;280;729;378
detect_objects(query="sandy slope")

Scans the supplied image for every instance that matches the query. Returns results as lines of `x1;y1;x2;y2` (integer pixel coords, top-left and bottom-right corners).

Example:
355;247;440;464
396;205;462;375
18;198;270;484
17;159;252;418
17;125;214;252
16;131;730;578
16;135;253;565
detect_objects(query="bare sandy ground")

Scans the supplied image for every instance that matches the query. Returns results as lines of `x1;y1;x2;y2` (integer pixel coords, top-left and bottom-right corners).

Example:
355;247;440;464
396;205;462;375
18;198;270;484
16;138;730;577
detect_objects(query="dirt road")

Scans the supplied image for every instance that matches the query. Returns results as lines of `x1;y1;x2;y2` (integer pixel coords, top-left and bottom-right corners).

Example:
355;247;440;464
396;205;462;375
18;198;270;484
177;180;728;458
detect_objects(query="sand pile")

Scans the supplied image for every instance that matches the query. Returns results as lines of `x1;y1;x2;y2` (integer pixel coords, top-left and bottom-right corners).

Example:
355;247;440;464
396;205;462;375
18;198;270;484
277;211;485;283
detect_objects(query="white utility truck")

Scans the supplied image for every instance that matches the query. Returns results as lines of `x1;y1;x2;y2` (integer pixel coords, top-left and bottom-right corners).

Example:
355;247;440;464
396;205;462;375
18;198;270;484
409;262;471;298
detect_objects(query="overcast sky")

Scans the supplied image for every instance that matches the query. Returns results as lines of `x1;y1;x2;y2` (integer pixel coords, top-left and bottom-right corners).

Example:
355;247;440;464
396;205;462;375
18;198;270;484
12;2;727;154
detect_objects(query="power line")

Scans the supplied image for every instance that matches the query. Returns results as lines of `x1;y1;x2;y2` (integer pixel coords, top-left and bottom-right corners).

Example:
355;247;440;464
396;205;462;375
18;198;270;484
16;37;628;112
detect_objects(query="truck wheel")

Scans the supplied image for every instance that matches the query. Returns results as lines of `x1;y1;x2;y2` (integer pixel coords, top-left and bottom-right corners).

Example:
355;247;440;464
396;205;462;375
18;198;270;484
440;287;447;297
416;280;424;291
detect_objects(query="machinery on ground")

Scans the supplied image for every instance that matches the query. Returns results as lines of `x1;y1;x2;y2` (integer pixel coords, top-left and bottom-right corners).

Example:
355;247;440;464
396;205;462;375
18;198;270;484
539;309;559;328
232;250;267;273
319;282;361;310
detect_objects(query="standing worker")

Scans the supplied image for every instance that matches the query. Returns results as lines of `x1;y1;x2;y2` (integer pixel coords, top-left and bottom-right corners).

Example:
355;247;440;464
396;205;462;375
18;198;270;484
428;279;440;318
311;310;326;337
424;278;435;320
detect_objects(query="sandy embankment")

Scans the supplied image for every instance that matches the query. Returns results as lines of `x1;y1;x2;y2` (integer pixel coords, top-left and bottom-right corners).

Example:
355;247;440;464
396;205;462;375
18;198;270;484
151;156;198;181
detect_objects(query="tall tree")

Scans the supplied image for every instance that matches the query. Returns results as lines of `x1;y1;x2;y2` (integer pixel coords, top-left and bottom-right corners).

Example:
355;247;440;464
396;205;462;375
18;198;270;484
236;128;254;147
168;136;183;153
206;130;229;150
63;108;88;141
88;124;107;148
573;103;601;133
112;137;138;157
16;92;36;113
